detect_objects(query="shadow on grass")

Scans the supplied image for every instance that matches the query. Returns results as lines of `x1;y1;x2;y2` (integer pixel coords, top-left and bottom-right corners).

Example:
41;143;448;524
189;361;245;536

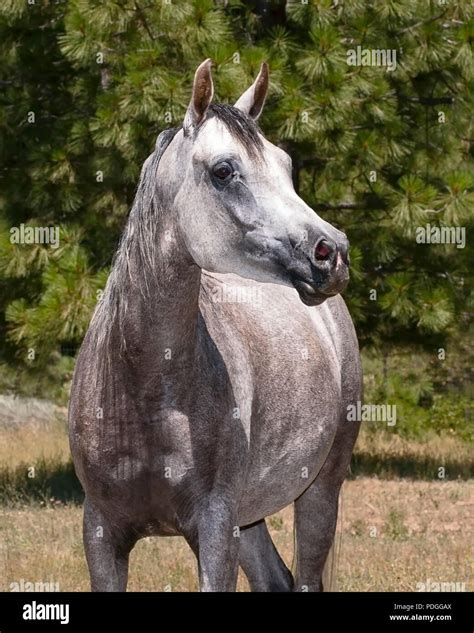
0;458;84;505
351;451;474;480
0;451;472;505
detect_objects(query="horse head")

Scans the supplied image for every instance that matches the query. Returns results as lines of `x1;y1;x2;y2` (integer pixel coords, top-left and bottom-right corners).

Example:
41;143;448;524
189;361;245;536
158;59;350;306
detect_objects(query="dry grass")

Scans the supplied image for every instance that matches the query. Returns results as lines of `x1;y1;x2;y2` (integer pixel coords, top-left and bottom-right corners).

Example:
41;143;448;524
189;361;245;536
0;399;69;469
0;478;472;592
355;428;472;465
353;428;473;479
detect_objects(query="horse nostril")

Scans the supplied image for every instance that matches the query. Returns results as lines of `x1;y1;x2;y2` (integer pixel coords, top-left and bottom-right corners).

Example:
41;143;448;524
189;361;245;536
339;237;350;264
314;239;332;261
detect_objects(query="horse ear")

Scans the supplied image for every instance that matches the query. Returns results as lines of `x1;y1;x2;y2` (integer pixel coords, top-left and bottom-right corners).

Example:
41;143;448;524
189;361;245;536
234;62;269;121
184;59;214;134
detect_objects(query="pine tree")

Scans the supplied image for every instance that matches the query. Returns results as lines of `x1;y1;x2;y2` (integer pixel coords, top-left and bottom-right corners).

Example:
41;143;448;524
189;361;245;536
0;0;472;399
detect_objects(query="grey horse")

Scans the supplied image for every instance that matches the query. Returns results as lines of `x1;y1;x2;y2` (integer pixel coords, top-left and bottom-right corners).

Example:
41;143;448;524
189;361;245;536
68;60;362;592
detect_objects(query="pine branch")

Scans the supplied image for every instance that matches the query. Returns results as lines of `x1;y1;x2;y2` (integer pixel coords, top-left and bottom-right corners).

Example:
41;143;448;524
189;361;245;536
134;1;155;41
408;97;455;106
314;203;365;211
397;9;450;35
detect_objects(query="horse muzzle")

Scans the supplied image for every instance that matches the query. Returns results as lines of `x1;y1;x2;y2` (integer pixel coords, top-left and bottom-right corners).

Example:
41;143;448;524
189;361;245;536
288;236;350;307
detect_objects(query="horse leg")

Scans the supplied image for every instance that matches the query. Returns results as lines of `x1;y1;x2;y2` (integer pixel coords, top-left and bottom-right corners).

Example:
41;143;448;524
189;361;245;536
83;497;134;592
293;419;360;592
293;474;340;592
239;520;293;591
183;495;240;592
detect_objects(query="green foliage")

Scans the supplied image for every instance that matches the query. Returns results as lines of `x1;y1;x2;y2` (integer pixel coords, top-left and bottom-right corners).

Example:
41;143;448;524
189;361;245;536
362;348;473;441
0;1;472;402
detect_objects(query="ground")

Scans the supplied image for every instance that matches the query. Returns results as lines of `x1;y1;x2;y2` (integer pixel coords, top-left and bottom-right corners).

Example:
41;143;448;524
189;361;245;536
1;478;471;592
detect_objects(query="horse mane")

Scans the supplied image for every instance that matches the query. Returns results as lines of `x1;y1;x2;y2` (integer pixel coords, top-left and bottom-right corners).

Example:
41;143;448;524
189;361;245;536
208;104;263;158
89;104;263;352
89;126;179;353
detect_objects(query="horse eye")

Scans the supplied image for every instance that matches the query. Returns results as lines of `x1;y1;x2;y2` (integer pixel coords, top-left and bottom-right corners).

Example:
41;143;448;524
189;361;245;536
212;163;233;181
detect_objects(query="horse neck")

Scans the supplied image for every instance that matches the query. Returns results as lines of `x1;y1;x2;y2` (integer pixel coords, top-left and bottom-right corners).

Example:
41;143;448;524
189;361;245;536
104;220;202;386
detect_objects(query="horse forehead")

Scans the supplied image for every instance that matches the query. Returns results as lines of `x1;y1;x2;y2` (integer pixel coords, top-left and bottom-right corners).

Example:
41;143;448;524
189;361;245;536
193;117;246;159
193;117;280;166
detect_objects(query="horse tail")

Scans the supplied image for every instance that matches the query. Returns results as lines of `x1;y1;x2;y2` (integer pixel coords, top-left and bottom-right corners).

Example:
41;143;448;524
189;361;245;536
291;510;298;584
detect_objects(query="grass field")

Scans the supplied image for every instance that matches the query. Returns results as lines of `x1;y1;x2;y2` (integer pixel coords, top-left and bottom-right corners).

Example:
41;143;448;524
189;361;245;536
0;478;471;592
0;397;472;592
